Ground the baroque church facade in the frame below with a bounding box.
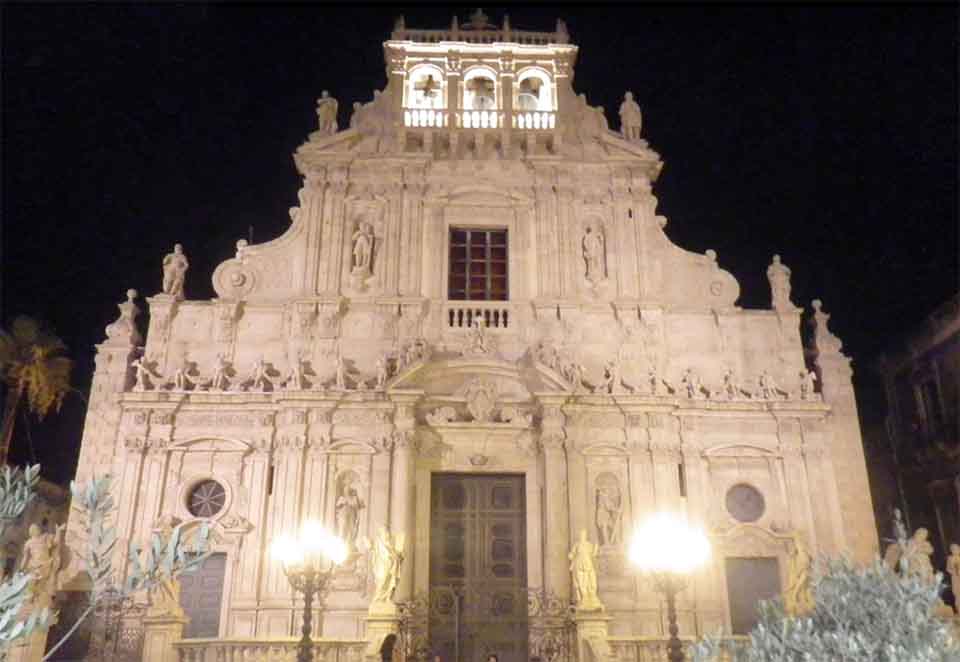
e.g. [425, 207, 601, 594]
[68, 12, 877, 662]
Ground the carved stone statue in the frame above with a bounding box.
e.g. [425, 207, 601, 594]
[283, 358, 305, 391]
[581, 226, 606, 283]
[209, 353, 230, 391]
[131, 356, 154, 392]
[465, 317, 491, 355]
[316, 90, 339, 136]
[758, 370, 781, 400]
[681, 368, 703, 399]
[375, 356, 389, 389]
[722, 368, 745, 400]
[619, 91, 642, 141]
[335, 486, 365, 547]
[247, 357, 270, 392]
[595, 486, 622, 546]
[595, 360, 628, 394]
[335, 351, 347, 390]
[371, 527, 404, 607]
[569, 529, 603, 611]
[783, 535, 814, 616]
[147, 518, 184, 617]
[169, 357, 194, 392]
[946, 544, 960, 610]
[352, 221, 374, 275]
[19, 523, 64, 611]
[161, 244, 189, 300]
[799, 370, 818, 400]
[900, 527, 936, 582]
[767, 254, 794, 311]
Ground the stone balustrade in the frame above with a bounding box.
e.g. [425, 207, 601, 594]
[391, 28, 562, 46]
[609, 636, 749, 662]
[444, 301, 512, 330]
[402, 109, 557, 132]
[174, 638, 366, 662]
[513, 110, 557, 130]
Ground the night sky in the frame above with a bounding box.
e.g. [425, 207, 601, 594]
[2, 5, 957, 483]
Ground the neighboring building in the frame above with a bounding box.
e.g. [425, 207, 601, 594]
[869, 293, 960, 582]
[64, 12, 878, 662]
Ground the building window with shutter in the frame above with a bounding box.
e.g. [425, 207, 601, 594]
[448, 228, 508, 301]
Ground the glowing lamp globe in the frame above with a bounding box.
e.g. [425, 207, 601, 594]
[629, 512, 711, 575]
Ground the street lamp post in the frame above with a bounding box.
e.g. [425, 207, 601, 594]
[628, 513, 711, 662]
[272, 520, 349, 662]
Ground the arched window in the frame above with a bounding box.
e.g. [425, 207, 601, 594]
[515, 68, 553, 111]
[463, 67, 498, 111]
[406, 64, 445, 109]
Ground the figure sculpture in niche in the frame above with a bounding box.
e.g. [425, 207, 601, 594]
[581, 226, 606, 283]
[336, 485, 365, 548]
[209, 353, 230, 392]
[371, 527, 404, 606]
[569, 529, 603, 611]
[767, 254, 794, 310]
[316, 90, 339, 136]
[618, 91, 642, 141]
[783, 535, 814, 616]
[352, 221, 375, 276]
[161, 244, 189, 300]
[595, 486, 622, 546]
[19, 523, 64, 611]
[799, 370, 818, 400]
[946, 544, 960, 612]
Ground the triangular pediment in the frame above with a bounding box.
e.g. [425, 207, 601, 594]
[386, 356, 569, 399]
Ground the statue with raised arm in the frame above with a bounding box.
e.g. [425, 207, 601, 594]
[767, 254, 794, 311]
[162, 244, 189, 300]
[131, 356, 154, 392]
[569, 529, 603, 611]
[582, 226, 605, 283]
[619, 91, 642, 141]
[371, 527, 404, 608]
[316, 90, 339, 136]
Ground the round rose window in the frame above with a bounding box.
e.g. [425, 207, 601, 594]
[725, 483, 765, 523]
[187, 480, 226, 518]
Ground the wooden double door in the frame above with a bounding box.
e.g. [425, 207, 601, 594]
[429, 474, 528, 662]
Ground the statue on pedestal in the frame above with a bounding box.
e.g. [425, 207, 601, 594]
[131, 356, 156, 392]
[799, 370, 818, 400]
[161, 244, 189, 300]
[371, 527, 404, 606]
[375, 356, 389, 389]
[767, 255, 794, 311]
[618, 91, 642, 141]
[569, 529, 603, 611]
[247, 357, 270, 392]
[209, 353, 230, 392]
[316, 90, 339, 136]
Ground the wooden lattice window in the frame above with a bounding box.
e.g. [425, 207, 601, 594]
[448, 228, 508, 301]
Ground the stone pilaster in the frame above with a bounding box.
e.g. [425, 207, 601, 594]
[538, 395, 571, 601]
[388, 392, 421, 602]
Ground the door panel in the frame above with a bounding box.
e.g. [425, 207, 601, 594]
[430, 474, 527, 662]
[724, 557, 781, 635]
[180, 552, 227, 638]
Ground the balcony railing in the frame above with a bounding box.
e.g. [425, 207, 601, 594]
[403, 108, 557, 131]
[392, 28, 564, 46]
[445, 301, 512, 330]
[175, 638, 366, 662]
[512, 110, 556, 130]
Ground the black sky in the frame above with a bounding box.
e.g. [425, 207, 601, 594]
[2, 5, 957, 483]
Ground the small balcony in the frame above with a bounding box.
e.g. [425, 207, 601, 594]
[402, 109, 556, 132]
[444, 301, 513, 330]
